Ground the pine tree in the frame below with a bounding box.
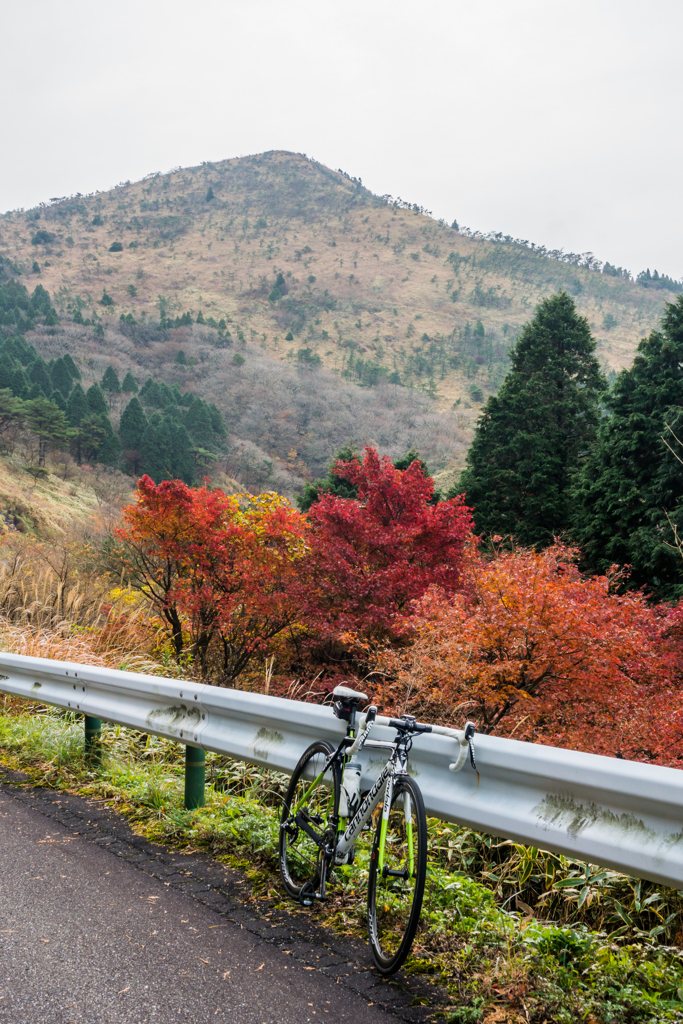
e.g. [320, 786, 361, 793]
[119, 396, 148, 451]
[23, 397, 71, 465]
[62, 353, 81, 380]
[571, 295, 683, 598]
[10, 367, 30, 399]
[121, 371, 138, 394]
[453, 293, 605, 546]
[28, 357, 52, 396]
[101, 366, 121, 393]
[208, 403, 226, 438]
[98, 429, 122, 466]
[0, 357, 15, 391]
[86, 383, 109, 417]
[66, 383, 89, 426]
[50, 357, 73, 399]
[51, 391, 67, 412]
[184, 399, 214, 447]
[168, 420, 194, 484]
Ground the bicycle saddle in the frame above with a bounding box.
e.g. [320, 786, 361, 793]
[332, 684, 368, 703]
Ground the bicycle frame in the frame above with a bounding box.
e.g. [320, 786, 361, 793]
[288, 732, 408, 896]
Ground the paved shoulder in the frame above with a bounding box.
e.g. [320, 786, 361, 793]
[0, 789, 404, 1024]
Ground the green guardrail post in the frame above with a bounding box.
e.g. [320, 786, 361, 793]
[84, 715, 102, 762]
[184, 745, 205, 809]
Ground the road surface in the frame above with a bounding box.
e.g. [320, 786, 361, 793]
[0, 773, 442, 1023]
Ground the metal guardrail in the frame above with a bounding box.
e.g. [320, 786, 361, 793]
[0, 652, 682, 887]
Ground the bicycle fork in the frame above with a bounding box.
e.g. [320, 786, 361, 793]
[377, 774, 413, 881]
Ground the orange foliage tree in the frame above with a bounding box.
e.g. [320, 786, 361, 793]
[378, 543, 683, 765]
[116, 476, 309, 681]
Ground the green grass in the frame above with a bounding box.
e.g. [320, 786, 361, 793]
[2, 701, 683, 1023]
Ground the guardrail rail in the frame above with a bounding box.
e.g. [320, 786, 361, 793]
[0, 652, 682, 887]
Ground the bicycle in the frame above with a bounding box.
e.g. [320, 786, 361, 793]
[278, 684, 476, 975]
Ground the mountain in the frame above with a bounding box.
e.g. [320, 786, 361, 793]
[0, 151, 674, 492]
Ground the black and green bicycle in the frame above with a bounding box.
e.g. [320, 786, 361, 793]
[278, 684, 476, 975]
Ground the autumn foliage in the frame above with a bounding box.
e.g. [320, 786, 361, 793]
[296, 447, 473, 644]
[113, 456, 683, 767]
[116, 476, 308, 681]
[377, 543, 683, 766]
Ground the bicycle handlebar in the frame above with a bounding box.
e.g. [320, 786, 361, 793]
[350, 711, 476, 773]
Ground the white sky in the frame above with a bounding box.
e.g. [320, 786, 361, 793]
[3, 0, 682, 278]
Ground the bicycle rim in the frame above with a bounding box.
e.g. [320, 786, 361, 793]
[367, 775, 427, 974]
[279, 740, 337, 900]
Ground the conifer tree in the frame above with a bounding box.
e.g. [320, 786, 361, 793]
[0, 358, 15, 391]
[453, 293, 605, 547]
[184, 399, 214, 447]
[50, 357, 73, 399]
[101, 366, 121, 393]
[208, 403, 226, 438]
[10, 367, 30, 399]
[28, 357, 52, 396]
[119, 397, 148, 451]
[98, 428, 122, 466]
[571, 295, 683, 598]
[24, 397, 71, 465]
[86, 382, 109, 417]
[121, 371, 138, 394]
[66, 383, 89, 426]
[62, 353, 81, 380]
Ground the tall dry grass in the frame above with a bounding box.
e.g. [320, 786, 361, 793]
[0, 535, 170, 675]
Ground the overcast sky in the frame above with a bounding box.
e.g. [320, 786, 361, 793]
[3, 0, 681, 278]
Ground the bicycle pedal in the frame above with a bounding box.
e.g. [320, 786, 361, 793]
[299, 881, 317, 907]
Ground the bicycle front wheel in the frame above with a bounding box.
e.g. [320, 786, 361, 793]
[279, 740, 339, 901]
[367, 774, 427, 975]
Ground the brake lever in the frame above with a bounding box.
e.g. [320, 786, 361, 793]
[449, 721, 477, 773]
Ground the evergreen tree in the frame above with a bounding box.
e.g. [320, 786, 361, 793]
[297, 446, 361, 512]
[49, 357, 73, 398]
[184, 399, 214, 447]
[71, 413, 108, 464]
[453, 293, 605, 547]
[121, 371, 138, 393]
[51, 391, 67, 412]
[10, 367, 30, 399]
[0, 357, 15, 391]
[168, 420, 194, 484]
[23, 398, 71, 465]
[28, 357, 52, 396]
[86, 382, 109, 416]
[66, 383, 89, 426]
[119, 396, 148, 451]
[98, 429, 122, 466]
[62, 353, 81, 380]
[208, 403, 227, 438]
[101, 365, 121, 393]
[571, 295, 683, 598]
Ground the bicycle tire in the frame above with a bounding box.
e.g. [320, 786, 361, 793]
[367, 774, 427, 975]
[279, 740, 339, 901]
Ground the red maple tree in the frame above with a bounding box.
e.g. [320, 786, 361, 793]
[376, 542, 683, 765]
[295, 447, 473, 648]
[116, 477, 308, 681]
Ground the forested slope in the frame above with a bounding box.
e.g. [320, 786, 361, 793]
[0, 151, 675, 487]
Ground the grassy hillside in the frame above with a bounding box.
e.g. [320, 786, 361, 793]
[0, 150, 673, 485]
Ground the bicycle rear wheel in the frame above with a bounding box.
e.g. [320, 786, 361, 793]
[279, 740, 338, 901]
[367, 774, 427, 975]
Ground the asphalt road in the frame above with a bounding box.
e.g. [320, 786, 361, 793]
[0, 789, 408, 1024]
